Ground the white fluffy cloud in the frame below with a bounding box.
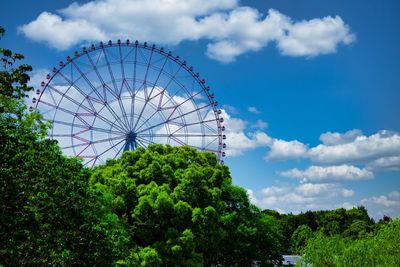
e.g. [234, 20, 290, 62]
[279, 164, 373, 182]
[277, 15, 355, 57]
[319, 129, 363, 146]
[265, 129, 400, 174]
[309, 130, 400, 165]
[19, 0, 355, 62]
[296, 183, 354, 197]
[265, 139, 308, 161]
[341, 188, 356, 198]
[222, 104, 239, 115]
[223, 109, 271, 156]
[360, 191, 400, 219]
[252, 183, 355, 213]
[19, 12, 107, 50]
[251, 119, 268, 130]
[248, 106, 261, 114]
[367, 156, 400, 171]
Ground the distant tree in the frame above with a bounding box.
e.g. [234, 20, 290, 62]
[267, 206, 374, 254]
[342, 220, 372, 239]
[378, 215, 391, 224]
[302, 219, 400, 267]
[291, 225, 313, 254]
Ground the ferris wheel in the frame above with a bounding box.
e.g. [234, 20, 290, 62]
[30, 40, 226, 166]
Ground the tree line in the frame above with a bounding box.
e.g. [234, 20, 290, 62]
[265, 207, 399, 266]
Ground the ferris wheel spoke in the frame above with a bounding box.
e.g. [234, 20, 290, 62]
[130, 56, 169, 132]
[46, 86, 58, 106]
[70, 62, 103, 101]
[135, 139, 148, 148]
[130, 45, 138, 130]
[54, 72, 124, 129]
[132, 61, 183, 132]
[113, 138, 127, 159]
[39, 99, 77, 116]
[57, 71, 88, 99]
[205, 136, 219, 148]
[77, 143, 91, 157]
[85, 137, 127, 166]
[101, 47, 131, 130]
[142, 48, 154, 100]
[84, 52, 131, 132]
[85, 52, 108, 97]
[103, 50, 132, 130]
[46, 84, 94, 114]
[137, 133, 220, 138]
[116, 81, 131, 129]
[135, 83, 204, 134]
[71, 60, 130, 131]
[135, 103, 212, 134]
[51, 119, 124, 135]
[170, 135, 187, 146]
[156, 75, 207, 137]
[118, 44, 126, 82]
[132, 97, 172, 133]
[61, 134, 126, 150]
[102, 46, 118, 92]
[136, 136, 156, 145]
[133, 64, 182, 131]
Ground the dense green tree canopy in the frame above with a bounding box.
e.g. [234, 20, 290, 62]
[267, 205, 375, 253]
[1, 26, 126, 266]
[300, 219, 400, 267]
[92, 145, 283, 266]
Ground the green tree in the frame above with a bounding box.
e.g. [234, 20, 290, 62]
[0, 26, 32, 102]
[91, 145, 284, 266]
[291, 225, 313, 254]
[0, 26, 127, 266]
[302, 219, 400, 267]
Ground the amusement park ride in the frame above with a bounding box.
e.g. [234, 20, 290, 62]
[30, 40, 226, 167]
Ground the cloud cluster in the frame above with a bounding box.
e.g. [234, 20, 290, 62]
[252, 129, 400, 219]
[279, 165, 373, 182]
[222, 110, 271, 156]
[250, 183, 355, 213]
[222, 120, 400, 181]
[250, 185, 399, 219]
[360, 191, 400, 219]
[265, 139, 308, 161]
[248, 106, 261, 114]
[19, 0, 355, 62]
[266, 130, 400, 166]
[251, 119, 268, 130]
[309, 130, 400, 165]
[264, 130, 400, 182]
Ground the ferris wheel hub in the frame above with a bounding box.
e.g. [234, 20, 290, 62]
[124, 131, 137, 151]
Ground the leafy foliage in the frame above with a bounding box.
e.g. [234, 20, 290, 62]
[0, 26, 126, 266]
[291, 225, 313, 254]
[266, 206, 374, 253]
[91, 145, 284, 266]
[0, 26, 33, 102]
[301, 219, 400, 267]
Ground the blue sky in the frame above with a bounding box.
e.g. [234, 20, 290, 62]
[2, 0, 399, 219]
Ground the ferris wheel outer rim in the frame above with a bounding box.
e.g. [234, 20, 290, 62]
[30, 40, 226, 164]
